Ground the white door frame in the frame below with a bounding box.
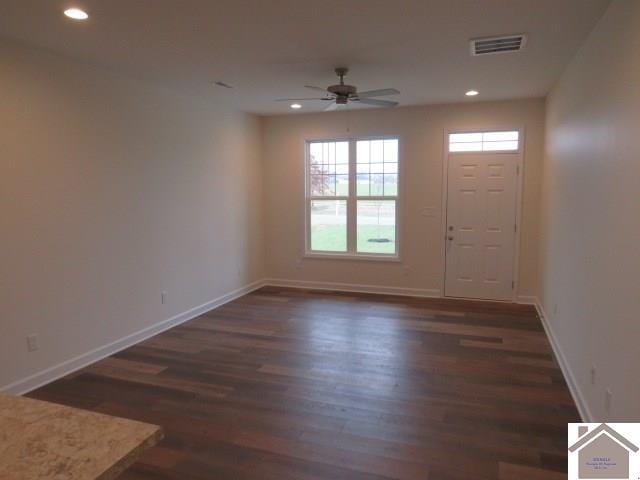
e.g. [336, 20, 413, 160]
[439, 127, 526, 302]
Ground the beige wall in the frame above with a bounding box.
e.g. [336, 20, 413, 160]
[0, 39, 264, 390]
[262, 99, 545, 297]
[540, 0, 640, 420]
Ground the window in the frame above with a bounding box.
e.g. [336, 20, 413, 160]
[306, 138, 399, 258]
[449, 130, 519, 152]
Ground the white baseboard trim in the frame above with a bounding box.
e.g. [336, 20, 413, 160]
[530, 297, 593, 422]
[1, 279, 267, 396]
[264, 278, 441, 298]
[515, 295, 537, 305]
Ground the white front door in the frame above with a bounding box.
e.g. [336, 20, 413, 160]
[444, 152, 519, 300]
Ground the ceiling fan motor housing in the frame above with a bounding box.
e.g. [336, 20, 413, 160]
[328, 83, 357, 104]
[328, 84, 357, 96]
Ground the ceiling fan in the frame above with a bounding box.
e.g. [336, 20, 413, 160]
[277, 67, 400, 111]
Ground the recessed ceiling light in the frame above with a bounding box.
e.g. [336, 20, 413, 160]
[64, 8, 89, 20]
[291, 103, 302, 109]
[465, 90, 479, 97]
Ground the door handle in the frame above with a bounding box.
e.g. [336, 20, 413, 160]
[448, 236, 454, 241]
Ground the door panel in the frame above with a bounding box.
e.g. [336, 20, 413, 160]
[445, 153, 518, 300]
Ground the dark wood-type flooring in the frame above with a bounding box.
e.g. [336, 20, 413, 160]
[29, 286, 578, 479]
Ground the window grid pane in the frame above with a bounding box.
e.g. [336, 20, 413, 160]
[356, 139, 398, 198]
[310, 200, 347, 252]
[370, 174, 384, 195]
[357, 174, 370, 196]
[483, 131, 518, 142]
[370, 163, 383, 174]
[309, 141, 349, 197]
[449, 131, 519, 152]
[357, 200, 396, 254]
[370, 140, 384, 163]
[384, 174, 397, 196]
[336, 175, 349, 195]
[383, 139, 398, 163]
[482, 140, 519, 151]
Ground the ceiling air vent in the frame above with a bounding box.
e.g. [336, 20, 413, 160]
[470, 34, 527, 56]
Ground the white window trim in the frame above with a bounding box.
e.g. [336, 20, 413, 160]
[304, 136, 401, 261]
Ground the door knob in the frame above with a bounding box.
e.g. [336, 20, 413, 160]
[448, 236, 454, 241]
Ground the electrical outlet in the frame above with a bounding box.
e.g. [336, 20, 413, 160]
[27, 334, 39, 352]
[161, 291, 168, 305]
[605, 388, 613, 415]
[590, 365, 597, 385]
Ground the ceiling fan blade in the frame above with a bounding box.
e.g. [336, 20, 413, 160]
[356, 98, 399, 107]
[275, 97, 329, 102]
[356, 88, 400, 98]
[324, 102, 339, 111]
[305, 85, 328, 93]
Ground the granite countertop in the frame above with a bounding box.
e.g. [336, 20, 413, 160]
[0, 393, 162, 480]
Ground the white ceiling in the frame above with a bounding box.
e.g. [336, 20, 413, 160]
[0, 0, 611, 114]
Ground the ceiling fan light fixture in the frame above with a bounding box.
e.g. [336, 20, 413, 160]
[290, 103, 302, 109]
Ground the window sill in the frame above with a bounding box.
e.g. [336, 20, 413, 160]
[303, 252, 402, 263]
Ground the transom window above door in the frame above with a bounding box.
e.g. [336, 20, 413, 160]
[449, 130, 519, 152]
[306, 138, 399, 259]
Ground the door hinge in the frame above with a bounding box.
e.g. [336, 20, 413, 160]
[514, 224, 517, 233]
[516, 165, 520, 175]
[512, 280, 515, 290]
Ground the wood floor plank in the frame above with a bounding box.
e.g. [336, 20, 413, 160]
[28, 286, 577, 479]
[499, 461, 567, 480]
